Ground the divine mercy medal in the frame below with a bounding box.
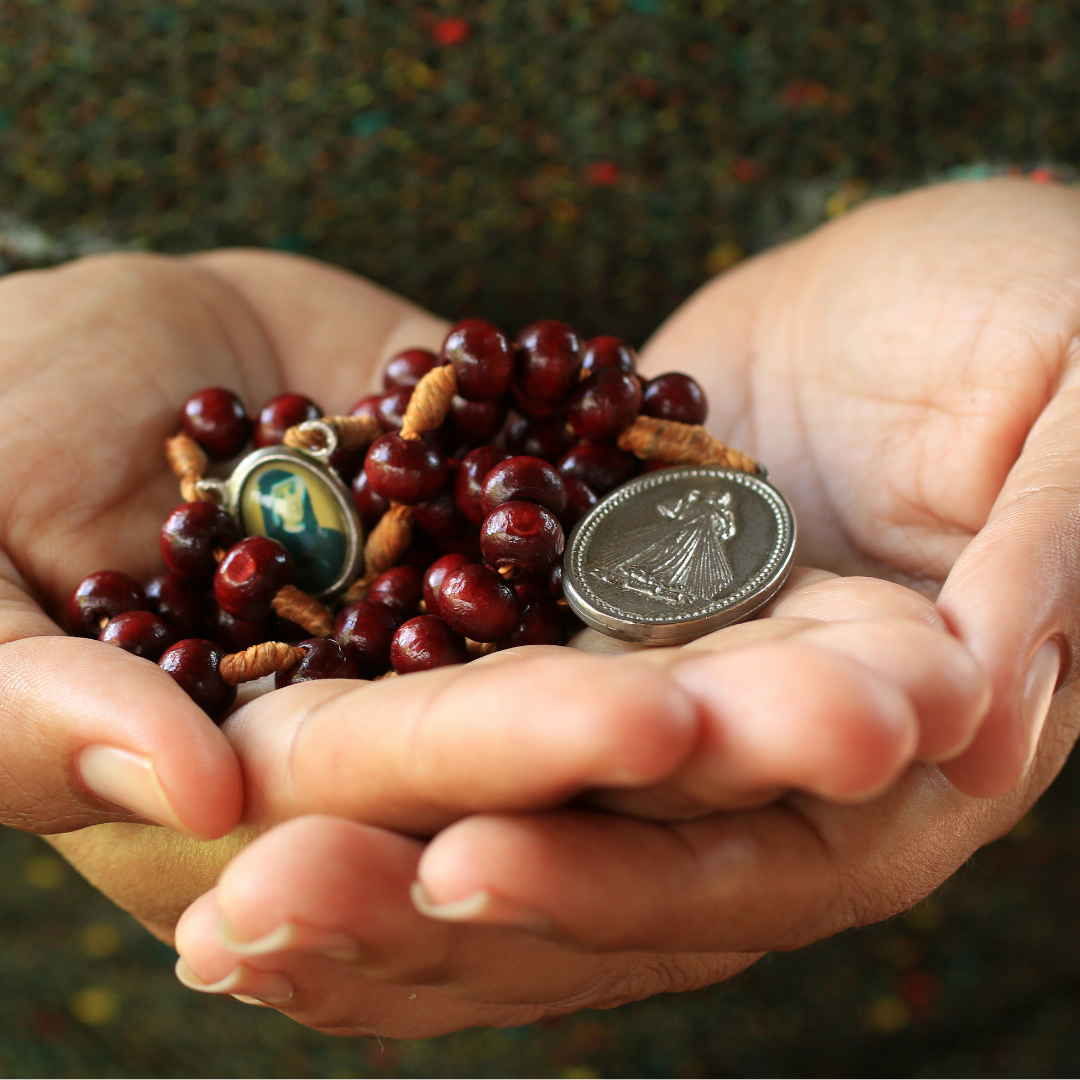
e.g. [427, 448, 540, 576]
[195, 420, 364, 602]
[563, 465, 796, 645]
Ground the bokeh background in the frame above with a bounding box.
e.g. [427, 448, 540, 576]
[3, 1, 1080, 1075]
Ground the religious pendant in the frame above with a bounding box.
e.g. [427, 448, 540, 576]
[563, 465, 796, 645]
[195, 421, 364, 602]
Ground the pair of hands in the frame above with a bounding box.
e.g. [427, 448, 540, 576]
[2, 178, 1079, 1037]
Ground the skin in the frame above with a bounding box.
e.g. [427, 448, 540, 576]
[1, 178, 1078, 1035]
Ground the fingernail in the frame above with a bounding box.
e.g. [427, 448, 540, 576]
[410, 881, 552, 934]
[175, 957, 294, 1004]
[1023, 640, 1062, 769]
[78, 745, 189, 834]
[216, 917, 361, 962]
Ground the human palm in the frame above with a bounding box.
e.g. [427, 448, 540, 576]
[3, 179, 1077, 1036]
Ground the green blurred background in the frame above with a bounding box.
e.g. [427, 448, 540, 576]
[3, 1, 1080, 1075]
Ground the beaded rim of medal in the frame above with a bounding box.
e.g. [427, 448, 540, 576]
[65, 319, 795, 723]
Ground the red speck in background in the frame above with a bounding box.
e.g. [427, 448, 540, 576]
[1008, 3, 1033, 31]
[1030, 167, 1055, 183]
[432, 18, 471, 45]
[732, 158, 759, 183]
[586, 161, 621, 186]
[900, 970, 939, 1009]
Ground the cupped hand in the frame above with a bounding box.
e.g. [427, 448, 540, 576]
[168, 179, 1080, 1036]
[0, 249, 440, 846]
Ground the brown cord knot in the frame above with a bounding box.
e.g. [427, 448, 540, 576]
[166, 432, 214, 503]
[272, 584, 334, 638]
[220, 641, 304, 685]
[341, 502, 414, 603]
[400, 364, 457, 440]
[617, 416, 759, 473]
[284, 414, 382, 456]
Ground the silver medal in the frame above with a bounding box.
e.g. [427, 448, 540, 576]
[563, 465, 796, 645]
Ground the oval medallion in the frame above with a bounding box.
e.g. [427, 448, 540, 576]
[223, 445, 363, 600]
[563, 466, 796, 645]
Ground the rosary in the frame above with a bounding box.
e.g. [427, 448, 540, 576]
[66, 319, 795, 721]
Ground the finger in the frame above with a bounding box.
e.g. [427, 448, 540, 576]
[414, 805, 838, 954]
[173, 816, 752, 1035]
[938, 363, 1080, 796]
[0, 634, 242, 838]
[414, 758, 998, 955]
[225, 648, 699, 834]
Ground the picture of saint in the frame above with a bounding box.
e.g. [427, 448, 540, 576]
[596, 488, 737, 605]
[244, 466, 348, 595]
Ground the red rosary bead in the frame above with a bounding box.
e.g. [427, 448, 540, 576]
[158, 639, 237, 722]
[390, 615, 469, 673]
[180, 387, 252, 461]
[581, 335, 637, 376]
[438, 563, 521, 642]
[99, 610, 176, 660]
[481, 455, 568, 516]
[365, 433, 449, 504]
[515, 320, 583, 402]
[641, 372, 708, 426]
[276, 638, 359, 686]
[67, 570, 147, 638]
[480, 501, 565, 574]
[160, 501, 243, 583]
[213, 537, 294, 621]
[384, 348, 439, 390]
[253, 393, 322, 448]
[442, 318, 514, 401]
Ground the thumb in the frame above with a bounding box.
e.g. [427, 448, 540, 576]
[0, 570, 243, 838]
[937, 370, 1080, 797]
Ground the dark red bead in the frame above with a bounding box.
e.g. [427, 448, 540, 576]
[99, 610, 175, 660]
[367, 565, 423, 620]
[506, 416, 572, 463]
[275, 638, 359, 687]
[441, 318, 514, 401]
[334, 600, 399, 676]
[67, 570, 147, 638]
[158, 639, 236, 722]
[145, 572, 207, 639]
[500, 590, 566, 648]
[515, 320, 583, 401]
[449, 394, 507, 445]
[439, 563, 520, 642]
[566, 369, 643, 443]
[511, 383, 563, 421]
[560, 476, 599, 529]
[548, 561, 565, 600]
[349, 393, 383, 423]
[253, 393, 322, 448]
[558, 443, 636, 496]
[160, 502, 243, 583]
[180, 387, 252, 461]
[481, 501, 565, 574]
[455, 445, 509, 525]
[213, 537, 294, 621]
[384, 348, 439, 390]
[377, 385, 413, 432]
[481, 456, 567, 516]
[365, 433, 449, 504]
[211, 606, 277, 653]
[641, 372, 708, 426]
[422, 553, 472, 617]
[581, 335, 637, 376]
[390, 615, 469, 674]
[413, 487, 470, 547]
[351, 468, 390, 532]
